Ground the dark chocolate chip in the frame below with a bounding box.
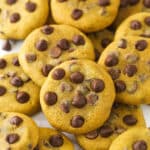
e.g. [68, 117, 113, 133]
[130, 20, 142, 30]
[0, 86, 6, 96]
[123, 64, 137, 77]
[132, 140, 147, 150]
[0, 58, 7, 69]
[118, 39, 127, 49]
[10, 76, 23, 87]
[98, 0, 110, 6]
[10, 116, 23, 126]
[49, 135, 64, 147]
[101, 38, 112, 48]
[6, 134, 20, 144]
[52, 68, 65, 80]
[85, 130, 98, 139]
[144, 17, 150, 26]
[50, 47, 62, 58]
[6, 0, 17, 5]
[41, 25, 54, 34]
[25, 2, 36, 12]
[33, 145, 39, 150]
[129, 0, 139, 5]
[57, 39, 70, 50]
[44, 92, 57, 105]
[36, 40, 48, 51]
[71, 115, 84, 128]
[71, 9, 83, 20]
[72, 35, 85, 45]
[115, 80, 126, 93]
[99, 125, 113, 137]
[60, 102, 70, 113]
[105, 55, 118, 67]
[143, 0, 150, 8]
[41, 64, 54, 77]
[123, 115, 137, 125]
[70, 72, 84, 84]
[2, 40, 11, 51]
[120, 0, 129, 8]
[12, 57, 20, 66]
[16, 91, 30, 103]
[10, 13, 20, 23]
[135, 40, 147, 51]
[26, 54, 37, 63]
[108, 68, 121, 80]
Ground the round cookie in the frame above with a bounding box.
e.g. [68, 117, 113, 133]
[34, 128, 74, 150]
[98, 36, 150, 105]
[87, 29, 114, 61]
[51, 0, 120, 33]
[0, 0, 49, 40]
[19, 24, 95, 86]
[115, 12, 150, 40]
[40, 59, 115, 134]
[109, 127, 150, 150]
[77, 103, 146, 150]
[0, 112, 39, 150]
[0, 53, 40, 115]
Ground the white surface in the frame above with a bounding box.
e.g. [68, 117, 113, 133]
[0, 39, 150, 150]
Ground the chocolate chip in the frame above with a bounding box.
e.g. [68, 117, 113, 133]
[16, 91, 30, 103]
[105, 55, 118, 67]
[33, 145, 39, 150]
[44, 92, 57, 105]
[10, 13, 20, 23]
[10, 116, 23, 126]
[0, 58, 7, 69]
[123, 64, 137, 77]
[60, 102, 70, 113]
[86, 92, 98, 105]
[50, 47, 62, 58]
[135, 40, 147, 51]
[123, 115, 137, 125]
[98, 0, 110, 6]
[2, 40, 11, 51]
[6, 134, 20, 144]
[49, 135, 64, 147]
[60, 82, 73, 92]
[57, 39, 70, 50]
[101, 38, 112, 48]
[129, 0, 139, 5]
[90, 79, 105, 93]
[108, 68, 121, 80]
[0, 86, 6, 96]
[85, 130, 98, 139]
[36, 40, 48, 51]
[118, 39, 127, 49]
[26, 54, 37, 63]
[144, 17, 150, 26]
[115, 80, 126, 92]
[12, 57, 20, 66]
[10, 76, 23, 87]
[71, 115, 84, 128]
[120, 0, 129, 7]
[132, 140, 147, 150]
[25, 2, 36, 12]
[52, 68, 65, 80]
[72, 92, 87, 108]
[71, 9, 83, 20]
[130, 20, 142, 30]
[6, 0, 17, 5]
[72, 35, 85, 45]
[70, 72, 84, 84]
[143, 0, 150, 8]
[41, 25, 54, 34]
[99, 125, 113, 137]
[41, 64, 53, 77]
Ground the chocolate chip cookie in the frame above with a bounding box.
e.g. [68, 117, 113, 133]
[40, 59, 115, 134]
[51, 0, 120, 33]
[77, 103, 146, 150]
[19, 24, 95, 86]
[0, 53, 40, 115]
[0, 112, 39, 150]
[0, 0, 49, 39]
[98, 36, 150, 104]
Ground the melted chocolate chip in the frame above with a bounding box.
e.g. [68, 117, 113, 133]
[70, 72, 84, 84]
[2, 40, 11, 51]
[0, 58, 7, 69]
[145, 17, 150, 26]
[132, 140, 147, 150]
[60, 102, 70, 113]
[143, 0, 150, 8]
[123, 115, 137, 125]
[50, 47, 62, 58]
[135, 40, 147, 51]
[6, 134, 20, 144]
[0, 86, 6, 96]
[16, 91, 30, 103]
[118, 39, 127, 49]
[101, 38, 112, 48]
[71, 115, 84, 128]
[10, 13, 20, 23]
[85, 130, 98, 139]
[129, 0, 139, 5]
[115, 80, 126, 93]
[10, 116, 23, 126]
[130, 20, 142, 30]
[57, 39, 70, 50]
[72, 35, 85, 45]
[26, 54, 37, 63]
[10, 76, 23, 87]
[36, 40, 48, 51]
[99, 125, 113, 137]
[44, 92, 57, 105]
[71, 9, 83, 20]
[49, 135, 64, 147]
[25, 2, 37, 12]
[6, 0, 17, 5]
[123, 64, 137, 77]
[52, 68, 65, 80]
[98, 0, 110, 6]
[108, 68, 121, 80]
[41, 64, 53, 77]
[12, 57, 20, 66]
[41, 25, 54, 34]
[105, 55, 119, 67]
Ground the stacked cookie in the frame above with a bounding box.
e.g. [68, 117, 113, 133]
[0, 0, 150, 149]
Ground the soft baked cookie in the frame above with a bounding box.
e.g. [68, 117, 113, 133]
[34, 128, 74, 150]
[76, 103, 146, 150]
[0, 53, 40, 115]
[19, 24, 95, 86]
[109, 127, 150, 150]
[115, 12, 150, 40]
[40, 59, 115, 134]
[0, 0, 49, 40]
[0, 112, 39, 150]
[98, 36, 150, 105]
[87, 29, 114, 61]
[51, 0, 120, 33]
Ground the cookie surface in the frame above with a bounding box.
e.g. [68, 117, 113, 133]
[0, 112, 39, 150]
[19, 24, 95, 86]
[0, 53, 40, 115]
[0, 0, 49, 39]
[77, 103, 146, 150]
[115, 12, 150, 40]
[34, 128, 74, 150]
[40, 59, 115, 134]
[109, 127, 150, 150]
[98, 36, 150, 104]
[51, 0, 120, 33]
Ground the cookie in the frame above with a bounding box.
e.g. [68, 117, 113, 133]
[76, 103, 146, 150]
[115, 12, 150, 40]
[0, 53, 40, 115]
[0, 0, 49, 40]
[51, 0, 120, 33]
[19, 24, 95, 86]
[87, 29, 114, 61]
[98, 36, 150, 104]
[34, 128, 74, 150]
[109, 127, 150, 150]
[40, 59, 115, 134]
[0, 112, 39, 150]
